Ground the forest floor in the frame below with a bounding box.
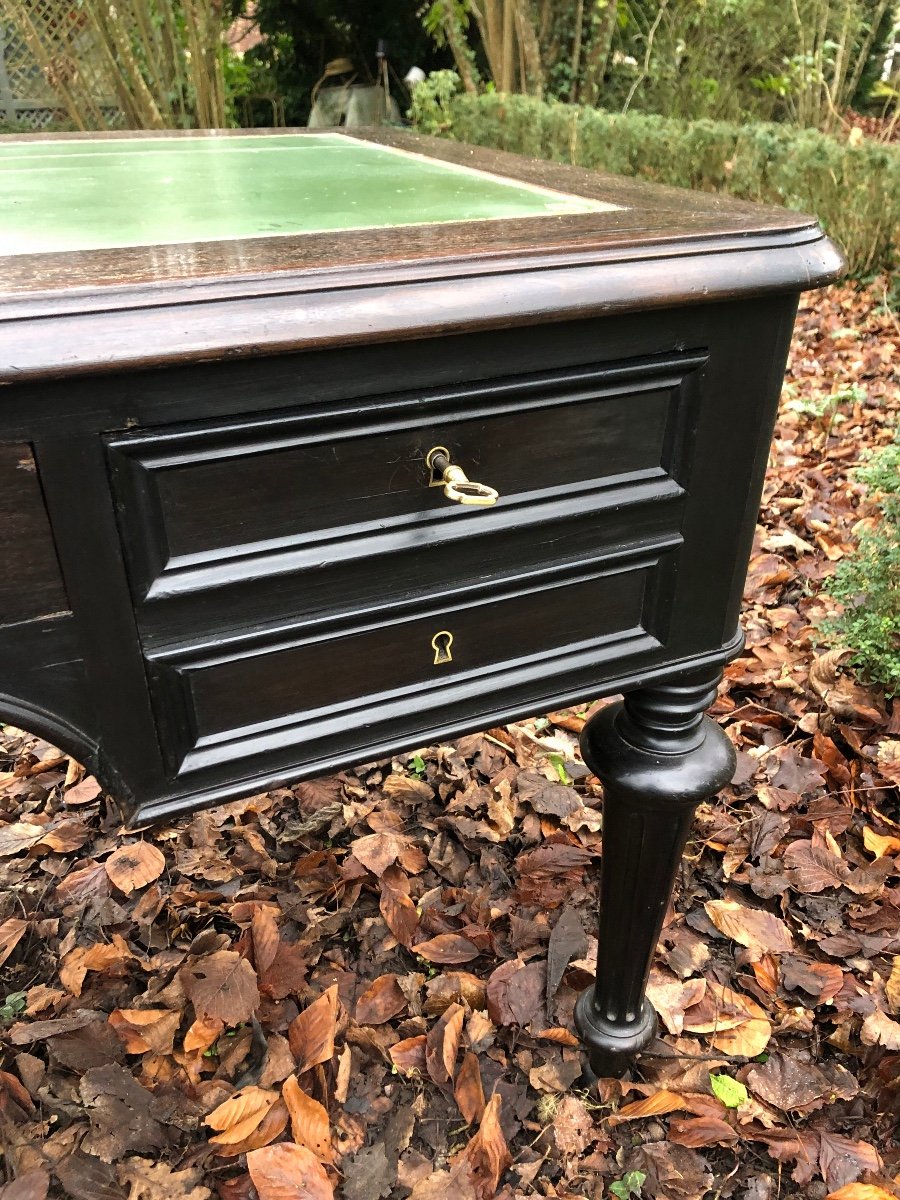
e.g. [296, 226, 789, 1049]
[0, 279, 898, 1200]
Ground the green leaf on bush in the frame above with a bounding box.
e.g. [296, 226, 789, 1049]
[822, 429, 900, 694]
[710, 1072, 749, 1108]
[610, 1171, 646, 1199]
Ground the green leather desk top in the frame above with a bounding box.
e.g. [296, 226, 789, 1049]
[0, 131, 617, 255]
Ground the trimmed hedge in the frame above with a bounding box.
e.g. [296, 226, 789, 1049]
[442, 93, 899, 277]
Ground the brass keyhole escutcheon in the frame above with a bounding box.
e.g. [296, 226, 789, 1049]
[431, 630, 454, 665]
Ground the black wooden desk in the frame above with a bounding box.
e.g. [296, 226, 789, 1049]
[0, 128, 843, 1075]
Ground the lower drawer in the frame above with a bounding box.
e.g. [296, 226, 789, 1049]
[150, 550, 671, 779]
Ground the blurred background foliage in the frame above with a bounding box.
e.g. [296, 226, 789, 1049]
[222, 0, 445, 127]
[417, 0, 898, 128]
[3, 1, 896, 134]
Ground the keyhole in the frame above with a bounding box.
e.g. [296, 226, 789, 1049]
[431, 630, 454, 665]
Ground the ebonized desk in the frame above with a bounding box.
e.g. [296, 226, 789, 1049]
[0, 128, 843, 1075]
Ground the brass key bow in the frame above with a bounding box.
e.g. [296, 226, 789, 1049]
[426, 446, 499, 507]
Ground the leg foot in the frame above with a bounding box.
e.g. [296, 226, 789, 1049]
[574, 668, 735, 1077]
[575, 990, 658, 1078]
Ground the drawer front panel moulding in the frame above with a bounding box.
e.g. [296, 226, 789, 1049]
[105, 350, 704, 603]
[147, 545, 673, 778]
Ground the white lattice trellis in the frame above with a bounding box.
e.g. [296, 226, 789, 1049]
[4, 0, 225, 131]
[2, 4, 120, 129]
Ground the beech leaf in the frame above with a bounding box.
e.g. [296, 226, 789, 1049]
[704, 899, 794, 958]
[454, 1051, 486, 1125]
[205, 1086, 278, 1146]
[355, 974, 407, 1026]
[288, 985, 338, 1074]
[390, 1035, 427, 1076]
[246, 1143, 334, 1200]
[860, 1007, 900, 1050]
[826, 1187, 898, 1200]
[0, 918, 28, 969]
[282, 1075, 332, 1162]
[668, 1117, 739, 1147]
[180, 951, 260, 1026]
[885, 956, 900, 1015]
[425, 1002, 464, 1087]
[451, 1093, 511, 1196]
[414, 933, 480, 964]
[104, 842, 166, 894]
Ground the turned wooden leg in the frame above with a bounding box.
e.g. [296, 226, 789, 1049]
[574, 667, 735, 1077]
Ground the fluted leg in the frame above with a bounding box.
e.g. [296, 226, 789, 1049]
[574, 667, 735, 1076]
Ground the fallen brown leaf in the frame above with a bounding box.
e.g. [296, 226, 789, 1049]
[612, 1089, 688, 1121]
[863, 827, 900, 858]
[60, 935, 134, 997]
[0, 1170, 50, 1200]
[116, 1157, 212, 1200]
[390, 1035, 427, 1076]
[378, 865, 419, 948]
[454, 1051, 486, 1125]
[288, 985, 338, 1074]
[108, 1008, 181, 1056]
[705, 898, 794, 958]
[180, 951, 260, 1027]
[860, 1007, 900, 1049]
[886, 957, 900, 1014]
[425, 1002, 464, 1087]
[668, 1116, 739, 1147]
[826, 1186, 898, 1200]
[414, 933, 480, 964]
[205, 1086, 279, 1146]
[104, 842, 166, 894]
[0, 918, 28, 968]
[246, 1142, 334, 1200]
[818, 1131, 883, 1193]
[215, 1099, 290, 1158]
[282, 1075, 332, 1163]
[355, 974, 407, 1025]
[451, 1093, 511, 1199]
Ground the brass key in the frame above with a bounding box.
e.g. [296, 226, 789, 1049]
[426, 446, 499, 507]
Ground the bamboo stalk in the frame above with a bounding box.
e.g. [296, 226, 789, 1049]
[514, 0, 544, 96]
[501, 0, 516, 93]
[129, 0, 177, 124]
[481, 0, 504, 85]
[569, 0, 584, 102]
[85, 1, 166, 127]
[78, 7, 146, 127]
[442, 4, 479, 94]
[161, 0, 191, 126]
[578, 0, 618, 107]
[844, 0, 891, 107]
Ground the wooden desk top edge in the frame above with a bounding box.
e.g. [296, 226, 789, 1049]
[0, 127, 846, 383]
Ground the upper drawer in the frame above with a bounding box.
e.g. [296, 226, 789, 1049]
[105, 351, 704, 604]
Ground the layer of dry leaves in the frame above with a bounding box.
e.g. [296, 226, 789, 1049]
[0, 280, 898, 1200]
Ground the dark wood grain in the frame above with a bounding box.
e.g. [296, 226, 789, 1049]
[0, 444, 68, 626]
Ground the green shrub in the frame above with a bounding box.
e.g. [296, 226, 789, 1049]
[409, 69, 464, 137]
[824, 431, 900, 694]
[428, 92, 899, 276]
